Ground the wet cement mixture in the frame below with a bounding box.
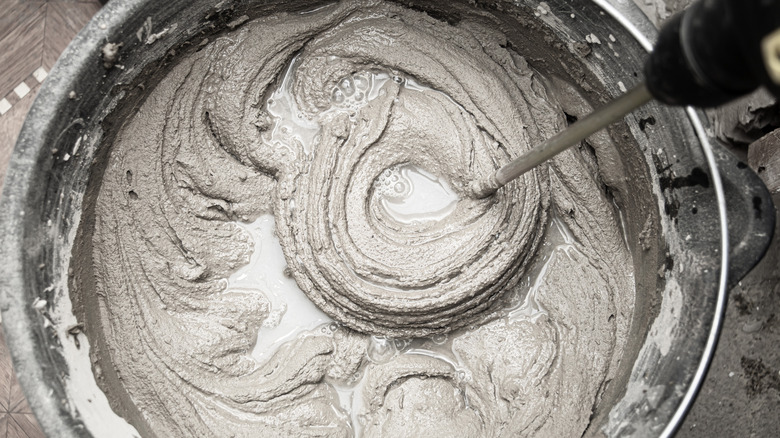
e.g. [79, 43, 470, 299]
[71, 1, 640, 436]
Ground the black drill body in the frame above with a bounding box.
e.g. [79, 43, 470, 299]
[645, 0, 780, 107]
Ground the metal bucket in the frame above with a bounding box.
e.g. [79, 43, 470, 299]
[0, 0, 773, 436]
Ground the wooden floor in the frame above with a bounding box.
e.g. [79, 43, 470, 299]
[0, 330, 42, 438]
[0, 1, 102, 436]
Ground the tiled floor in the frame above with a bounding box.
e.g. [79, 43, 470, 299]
[0, 330, 43, 438]
[1, 1, 103, 436]
[0, 0, 102, 98]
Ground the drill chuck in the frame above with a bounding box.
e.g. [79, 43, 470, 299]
[645, 0, 780, 107]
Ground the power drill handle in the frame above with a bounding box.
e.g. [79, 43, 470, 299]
[645, 0, 780, 107]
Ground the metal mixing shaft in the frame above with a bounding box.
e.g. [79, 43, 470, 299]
[470, 83, 652, 198]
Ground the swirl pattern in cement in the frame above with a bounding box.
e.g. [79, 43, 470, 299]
[74, 1, 635, 437]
